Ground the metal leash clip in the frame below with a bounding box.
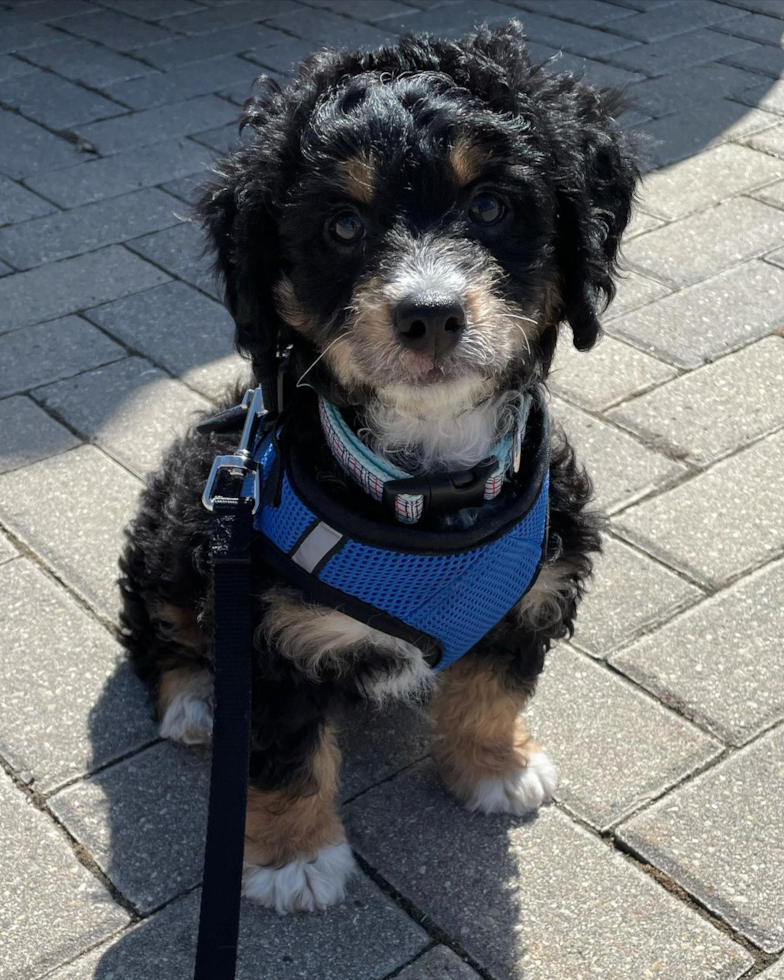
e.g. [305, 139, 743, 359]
[201, 386, 268, 514]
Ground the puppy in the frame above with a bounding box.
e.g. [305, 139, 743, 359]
[119, 21, 639, 915]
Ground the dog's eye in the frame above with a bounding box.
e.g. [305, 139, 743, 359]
[469, 193, 504, 226]
[330, 210, 365, 244]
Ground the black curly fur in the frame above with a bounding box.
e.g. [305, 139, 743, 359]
[120, 20, 638, 797]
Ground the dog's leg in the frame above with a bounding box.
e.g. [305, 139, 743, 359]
[157, 665, 214, 745]
[429, 653, 556, 815]
[243, 720, 355, 913]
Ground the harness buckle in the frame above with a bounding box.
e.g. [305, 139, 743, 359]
[201, 387, 268, 514]
[382, 456, 498, 517]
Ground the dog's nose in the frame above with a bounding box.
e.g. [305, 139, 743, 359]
[394, 292, 466, 357]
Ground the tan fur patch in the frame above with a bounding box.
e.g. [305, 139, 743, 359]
[157, 665, 204, 716]
[429, 656, 540, 804]
[450, 136, 486, 187]
[336, 152, 376, 205]
[274, 275, 315, 334]
[152, 603, 200, 650]
[244, 725, 345, 867]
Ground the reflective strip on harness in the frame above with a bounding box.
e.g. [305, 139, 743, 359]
[291, 521, 344, 573]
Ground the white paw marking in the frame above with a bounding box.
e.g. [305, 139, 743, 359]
[242, 843, 356, 914]
[159, 670, 213, 745]
[467, 751, 557, 816]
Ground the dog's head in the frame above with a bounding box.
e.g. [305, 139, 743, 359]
[200, 22, 639, 414]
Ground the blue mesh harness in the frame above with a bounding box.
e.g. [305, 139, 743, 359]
[243, 393, 550, 671]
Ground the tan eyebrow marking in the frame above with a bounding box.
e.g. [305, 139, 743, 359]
[336, 151, 376, 205]
[274, 275, 315, 334]
[450, 135, 487, 187]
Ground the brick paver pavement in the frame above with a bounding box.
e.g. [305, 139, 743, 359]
[0, 0, 782, 977]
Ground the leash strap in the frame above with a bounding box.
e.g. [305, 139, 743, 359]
[193, 493, 254, 980]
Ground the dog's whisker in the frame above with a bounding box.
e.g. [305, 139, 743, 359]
[296, 335, 348, 390]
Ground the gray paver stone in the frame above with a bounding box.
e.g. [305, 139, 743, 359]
[395, 947, 481, 979]
[613, 427, 784, 587]
[606, 269, 671, 319]
[549, 333, 677, 412]
[163, 0, 298, 35]
[611, 557, 784, 746]
[757, 957, 784, 980]
[754, 178, 784, 208]
[24, 137, 213, 209]
[552, 397, 686, 513]
[638, 143, 784, 220]
[0, 69, 124, 129]
[0, 173, 55, 225]
[637, 101, 779, 170]
[630, 62, 765, 119]
[723, 43, 784, 78]
[0, 560, 157, 793]
[0, 445, 142, 619]
[86, 280, 243, 400]
[0, 23, 69, 56]
[0, 188, 182, 270]
[104, 54, 261, 111]
[338, 700, 430, 802]
[126, 221, 219, 298]
[0, 316, 125, 396]
[0, 246, 170, 334]
[610, 28, 756, 75]
[50, 741, 211, 913]
[525, 644, 721, 830]
[47, 879, 428, 980]
[265, 7, 394, 46]
[74, 96, 237, 156]
[244, 34, 318, 75]
[20, 36, 156, 88]
[715, 10, 784, 44]
[748, 122, 784, 158]
[59, 8, 176, 51]
[137, 23, 280, 70]
[0, 394, 79, 473]
[624, 208, 664, 239]
[607, 336, 784, 466]
[0, 111, 77, 180]
[611, 0, 746, 39]
[623, 197, 784, 288]
[347, 764, 753, 980]
[607, 259, 784, 368]
[34, 357, 212, 477]
[738, 79, 784, 117]
[574, 533, 703, 658]
[0, 769, 128, 980]
[617, 725, 784, 952]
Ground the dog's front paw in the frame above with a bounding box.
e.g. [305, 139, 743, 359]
[242, 843, 356, 914]
[466, 751, 557, 816]
[158, 669, 213, 745]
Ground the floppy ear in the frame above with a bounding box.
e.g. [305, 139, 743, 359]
[552, 89, 640, 351]
[197, 81, 284, 381]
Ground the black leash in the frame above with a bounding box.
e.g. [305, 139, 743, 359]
[193, 494, 253, 980]
[194, 386, 270, 980]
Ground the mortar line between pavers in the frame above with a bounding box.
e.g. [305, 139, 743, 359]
[0, 100, 106, 165]
[0, 748, 142, 922]
[41, 735, 164, 802]
[596, 329, 784, 417]
[379, 941, 441, 980]
[612, 819, 780, 967]
[0, 501, 128, 636]
[0, 169, 66, 223]
[565, 641, 729, 750]
[352, 851, 498, 980]
[35, 882, 208, 980]
[539, 791, 772, 967]
[4, 53, 135, 121]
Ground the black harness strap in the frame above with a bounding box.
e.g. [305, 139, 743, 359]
[193, 494, 254, 980]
